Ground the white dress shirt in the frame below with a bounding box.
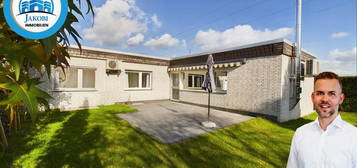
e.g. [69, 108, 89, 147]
[287, 114, 357, 168]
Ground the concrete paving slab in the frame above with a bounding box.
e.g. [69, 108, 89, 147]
[116, 100, 253, 144]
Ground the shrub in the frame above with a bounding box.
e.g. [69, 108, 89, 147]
[340, 76, 357, 112]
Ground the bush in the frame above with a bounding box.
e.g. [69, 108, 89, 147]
[340, 76, 357, 112]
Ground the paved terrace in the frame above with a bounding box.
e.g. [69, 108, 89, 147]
[117, 100, 253, 144]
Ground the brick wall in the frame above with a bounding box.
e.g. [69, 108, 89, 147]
[177, 55, 283, 119]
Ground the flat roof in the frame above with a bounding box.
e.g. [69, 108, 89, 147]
[70, 38, 316, 60]
[172, 38, 316, 60]
[172, 38, 289, 60]
[70, 45, 170, 60]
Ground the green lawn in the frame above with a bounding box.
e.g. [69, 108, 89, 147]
[1, 105, 356, 168]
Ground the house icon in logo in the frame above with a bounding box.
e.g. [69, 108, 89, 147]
[20, 0, 54, 14]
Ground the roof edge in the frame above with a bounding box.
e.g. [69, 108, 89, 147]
[69, 45, 170, 60]
[172, 38, 293, 60]
[69, 38, 316, 61]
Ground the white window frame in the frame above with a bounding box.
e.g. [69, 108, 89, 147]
[214, 71, 228, 92]
[187, 73, 204, 89]
[53, 66, 97, 92]
[125, 70, 152, 90]
[183, 71, 228, 94]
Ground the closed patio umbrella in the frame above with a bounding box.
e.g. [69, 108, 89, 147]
[201, 54, 216, 128]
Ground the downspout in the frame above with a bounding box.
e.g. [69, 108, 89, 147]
[292, 0, 302, 109]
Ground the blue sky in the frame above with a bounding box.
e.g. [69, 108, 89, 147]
[73, 0, 356, 76]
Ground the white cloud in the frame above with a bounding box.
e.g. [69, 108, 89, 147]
[151, 14, 162, 28]
[193, 24, 293, 51]
[331, 32, 349, 39]
[144, 34, 181, 49]
[82, 0, 147, 46]
[319, 60, 356, 76]
[320, 47, 357, 76]
[181, 39, 187, 48]
[126, 33, 144, 46]
[329, 47, 356, 62]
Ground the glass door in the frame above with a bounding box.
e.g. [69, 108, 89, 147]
[171, 73, 179, 100]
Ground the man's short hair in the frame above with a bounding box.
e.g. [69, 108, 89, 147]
[314, 71, 343, 91]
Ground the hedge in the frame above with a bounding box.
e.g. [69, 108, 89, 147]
[340, 76, 357, 112]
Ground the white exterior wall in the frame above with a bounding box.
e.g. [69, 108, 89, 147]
[297, 77, 315, 117]
[46, 57, 106, 110]
[281, 77, 314, 122]
[176, 55, 283, 117]
[47, 57, 170, 110]
[101, 61, 170, 104]
[279, 56, 315, 122]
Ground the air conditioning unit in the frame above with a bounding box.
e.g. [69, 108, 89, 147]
[106, 59, 121, 74]
[106, 59, 119, 70]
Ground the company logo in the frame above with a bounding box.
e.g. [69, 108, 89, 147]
[3, 0, 68, 39]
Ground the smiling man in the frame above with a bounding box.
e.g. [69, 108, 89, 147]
[287, 72, 357, 168]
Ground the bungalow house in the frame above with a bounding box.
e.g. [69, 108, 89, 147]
[42, 38, 319, 122]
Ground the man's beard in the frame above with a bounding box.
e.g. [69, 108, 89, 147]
[315, 103, 337, 118]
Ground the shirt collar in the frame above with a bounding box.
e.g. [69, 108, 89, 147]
[331, 114, 344, 129]
[313, 114, 344, 130]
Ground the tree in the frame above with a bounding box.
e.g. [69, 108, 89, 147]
[0, 0, 94, 150]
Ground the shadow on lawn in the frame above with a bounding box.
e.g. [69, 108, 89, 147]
[35, 109, 106, 168]
[168, 117, 315, 167]
[2, 105, 178, 168]
[171, 136, 254, 167]
[0, 109, 69, 167]
[278, 117, 314, 131]
[170, 126, 290, 167]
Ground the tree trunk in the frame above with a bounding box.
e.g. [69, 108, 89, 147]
[0, 116, 8, 149]
[17, 111, 21, 131]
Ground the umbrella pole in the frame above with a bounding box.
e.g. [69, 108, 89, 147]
[208, 92, 210, 121]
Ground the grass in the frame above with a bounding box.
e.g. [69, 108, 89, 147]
[1, 104, 356, 168]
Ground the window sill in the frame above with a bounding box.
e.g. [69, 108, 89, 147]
[52, 88, 98, 92]
[124, 88, 152, 91]
[215, 90, 228, 94]
[181, 89, 227, 94]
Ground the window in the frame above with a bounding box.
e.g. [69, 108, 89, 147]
[55, 67, 96, 89]
[188, 75, 192, 87]
[128, 72, 139, 88]
[306, 60, 313, 75]
[188, 74, 204, 88]
[186, 72, 227, 91]
[172, 73, 179, 88]
[58, 67, 78, 88]
[142, 72, 151, 88]
[215, 71, 228, 91]
[126, 71, 152, 89]
[82, 69, 96, 88]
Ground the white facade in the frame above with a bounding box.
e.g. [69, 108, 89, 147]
[169, 55, 318, 122]
[172, 55, 282, 117]
[42, 39, 319, 122]
[46, 56, 170, 110]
